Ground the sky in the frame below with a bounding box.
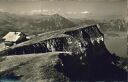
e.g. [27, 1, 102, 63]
[0, 0, 127, 19]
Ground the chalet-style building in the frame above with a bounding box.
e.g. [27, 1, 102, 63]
[2, 32, 26, 47]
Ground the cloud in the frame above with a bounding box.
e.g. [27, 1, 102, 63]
[30, 9, 42, 14]
[24, 9, 60, 15]
[42, 9, 60, 15]
[66, 11, 77, 14]
[26, 10, 89, 15]
[19, 9, 42, 15]
[42, 9, 49, 12]
[0, 9, 5, 12]
[66, 11, 89, 15]
[81, 11, 89, 14]
[18, 9, 61, 15]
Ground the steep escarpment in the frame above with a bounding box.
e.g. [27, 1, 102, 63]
[0, 24, 127, 81]
[0, 24, 103, 56]
[0, 43, 127, 81]
[57, 42, 127, 81]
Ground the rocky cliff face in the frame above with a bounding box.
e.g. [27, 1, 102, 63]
[0, 43, 127, 81]
[0, 24, 103, 56]
[0, 24, 127, 81]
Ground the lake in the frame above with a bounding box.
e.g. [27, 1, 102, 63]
[104, 32, 127, 58]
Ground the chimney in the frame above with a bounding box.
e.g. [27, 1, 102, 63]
[14, 32, 17, 34]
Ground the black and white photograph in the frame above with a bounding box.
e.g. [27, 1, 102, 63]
[0, 0, 127, 82]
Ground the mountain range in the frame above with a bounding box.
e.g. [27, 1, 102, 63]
[0, 12, 127, 38]
[0, 12, 76, 37]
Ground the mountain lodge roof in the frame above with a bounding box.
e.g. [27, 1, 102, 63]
[3, 32, 23, 42]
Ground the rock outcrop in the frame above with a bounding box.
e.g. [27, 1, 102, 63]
[0, 24, 127, 81]
[0, 24, 103, 56]
[0, 46, 127, 81]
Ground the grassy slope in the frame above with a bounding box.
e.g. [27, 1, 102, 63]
[0, 52, 69, 81]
